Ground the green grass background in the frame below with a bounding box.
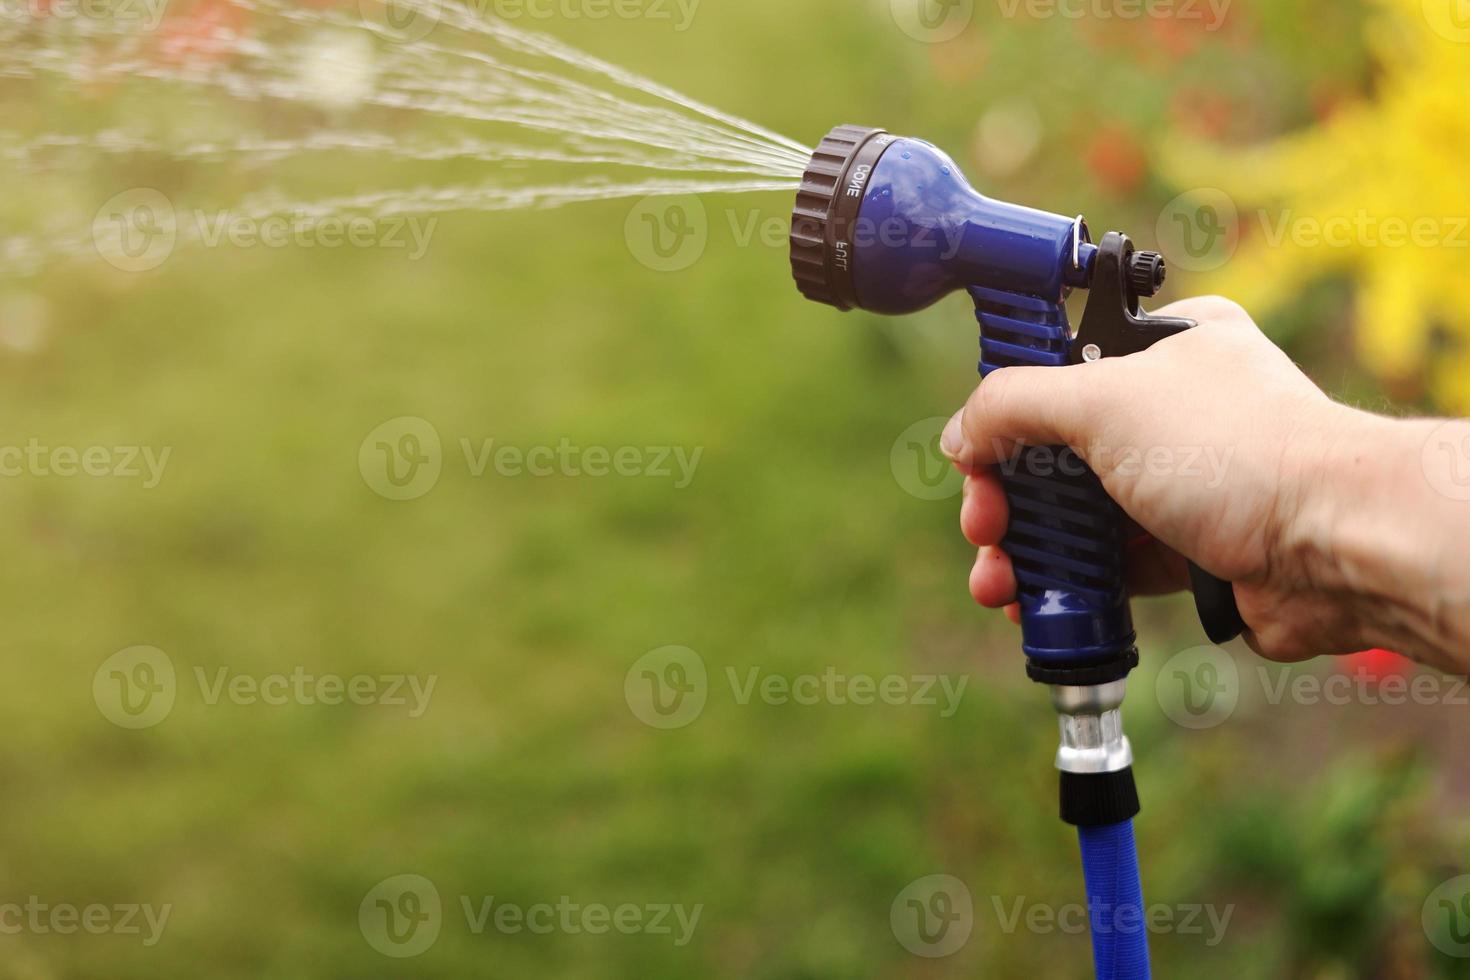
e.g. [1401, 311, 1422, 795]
[1, 0, 1468, 976]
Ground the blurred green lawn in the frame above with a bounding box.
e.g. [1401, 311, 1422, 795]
[1, 0, 1468, 977]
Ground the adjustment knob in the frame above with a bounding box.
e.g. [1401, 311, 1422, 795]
[1126, 250, 1166, 297]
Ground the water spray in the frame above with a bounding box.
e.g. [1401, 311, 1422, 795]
[789, 125, 1246, 980]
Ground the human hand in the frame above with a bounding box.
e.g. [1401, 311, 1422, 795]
[939, 295, 1469, 670]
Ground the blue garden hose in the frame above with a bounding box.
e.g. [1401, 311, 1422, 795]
[1078, 820, 1150, 980]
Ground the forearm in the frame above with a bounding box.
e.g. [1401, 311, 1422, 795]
[1290, 408, 1470, 670]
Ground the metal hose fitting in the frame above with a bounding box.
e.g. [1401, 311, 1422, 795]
[1050, 679, 1133, 775]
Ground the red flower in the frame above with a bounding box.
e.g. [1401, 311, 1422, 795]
[156, 0, 248, 67]
[1084, 123, 1148, 197]
[1169, 87, 1241, 141]
[1340, 648, 1411, 682]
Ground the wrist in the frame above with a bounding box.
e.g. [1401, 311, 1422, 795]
[1287, 406, 1470, 663]
[1318, 407, 1411, 585]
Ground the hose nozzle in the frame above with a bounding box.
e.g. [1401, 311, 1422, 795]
[788, 123, 1095, 315]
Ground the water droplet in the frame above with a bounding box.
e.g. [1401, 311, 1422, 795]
[296, 29, 380, 112]
[901, 151, 912, 160]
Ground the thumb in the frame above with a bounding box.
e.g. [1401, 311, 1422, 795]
[941, 363, 1106, 468]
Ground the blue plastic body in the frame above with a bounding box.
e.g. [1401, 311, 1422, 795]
[851, 139, 1098, 315]
[850, 138, 1135, 667]
[1078, 820, 1151, 980]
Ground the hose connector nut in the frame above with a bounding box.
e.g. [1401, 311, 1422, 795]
[1050, 679, 1133, 775]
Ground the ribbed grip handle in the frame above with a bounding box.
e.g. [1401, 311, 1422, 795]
[972, 286, 1137, 671]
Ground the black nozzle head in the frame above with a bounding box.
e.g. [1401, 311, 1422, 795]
[790, 125, 893, 311]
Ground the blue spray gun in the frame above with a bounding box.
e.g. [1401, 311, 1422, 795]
[788, 125, 1245, 979]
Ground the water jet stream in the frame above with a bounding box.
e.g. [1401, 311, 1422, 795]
[0, 0, 811, 275]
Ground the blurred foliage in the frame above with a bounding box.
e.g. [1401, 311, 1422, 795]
[1215, 749, 1440, 976]
[0, 0, 1466, 977]
[1160, 0, 1470, 413]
